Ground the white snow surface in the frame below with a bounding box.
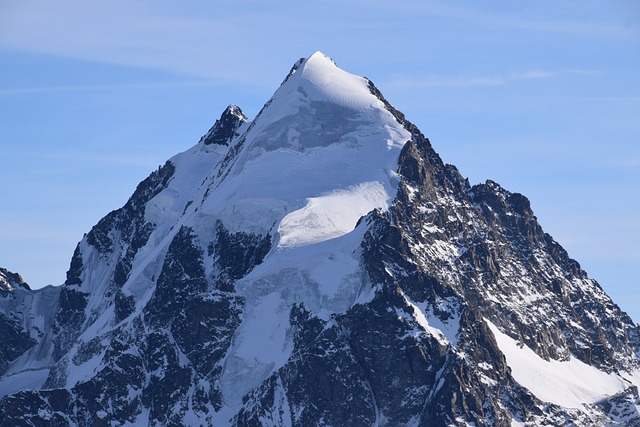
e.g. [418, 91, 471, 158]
[277, 181, 389, 248]
[0, 368, 50, 399]
[398, 291, 460, 347]
[299, 51, 376, 108]
[120, 51, 410, 409]
[134, 52, 409, 253]
[209, 52, 410, 407]
[486, 320, 627, 409]
[204, 51, 408, 238]
[0, 52, 411, 413]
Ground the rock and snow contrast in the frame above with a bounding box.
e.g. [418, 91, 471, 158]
[1, 52, 640, 426]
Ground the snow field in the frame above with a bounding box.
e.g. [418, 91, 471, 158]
[213, 53, 411, 408]
[277, 181, 389, 248]
[486, 320, 627, 409]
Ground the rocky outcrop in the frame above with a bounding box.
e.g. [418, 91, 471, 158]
[0, 268, 30, 293]
[200, 105, 248, 146]
[1, 53, 638, 426]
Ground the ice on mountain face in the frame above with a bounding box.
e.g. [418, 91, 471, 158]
[0, 283, 59, 386]
[7, 51, 640, 426]
[208, 50, 410, 402]
[277, 181, 389, 248]
[205, 52, 409, 240]
[219, 291, 293, 407]
[220, 220, 371, 406]
[192, 52, 411, 408]
[237, 51, 407, 159]
[0, 368, 49, 399]
[486, 320, 626, 409]
[262, 51, 383, 118]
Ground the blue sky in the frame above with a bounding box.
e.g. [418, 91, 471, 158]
[1, 1, 639, 320]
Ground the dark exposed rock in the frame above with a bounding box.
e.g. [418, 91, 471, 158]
[63, 245, 83, 287]
[595, 387, 640, 427]
[86, 161, 175, 285]
[212, 220, 272, 291]
[0, 389, 75, 426]
[281, 57, 306, 86]
[0, 315, 35, 376]
[50, 287, 88, 360]
[145, 225, 243, 377]
[236, 305, 378, 426]
[2, 54, 638, 427]
[200, 105, 248, 146]
[0, 267, 30, 292]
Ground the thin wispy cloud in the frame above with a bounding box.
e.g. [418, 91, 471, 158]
[0, 0, 275, 82]
[0, 80, 219, 96]
[406, 0, 637, 39]
[386, 69, 599, 89]
[7, 148, 170, 169]
[511, 71, 556, 80]
[0, 0, 631, 84]
[611, 158, 640, 168]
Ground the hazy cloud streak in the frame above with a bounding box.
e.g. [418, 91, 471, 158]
[386, 69, 599, 89]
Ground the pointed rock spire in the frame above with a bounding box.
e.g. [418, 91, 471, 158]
[200, 104, 248, 146]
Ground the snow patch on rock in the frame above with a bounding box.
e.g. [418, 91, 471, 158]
[486, 320, 626, 409]
[278, 181, 388, 248]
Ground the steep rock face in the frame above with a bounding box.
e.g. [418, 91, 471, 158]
[0, 269, 34, 377]
[1, 52, 640, 426]
[200, 105, 248, 146]
[0, 268, 59, 399]
[49, 159, 177, 361]
[391, 129, 640, 372]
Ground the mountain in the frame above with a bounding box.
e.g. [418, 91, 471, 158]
[1, 51, 639, 426]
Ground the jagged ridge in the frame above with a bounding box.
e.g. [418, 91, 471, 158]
[1, 52, 639, 427]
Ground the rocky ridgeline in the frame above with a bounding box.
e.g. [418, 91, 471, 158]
[1, 53, 639, 426]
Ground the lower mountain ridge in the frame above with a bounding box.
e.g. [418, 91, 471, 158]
[1, 52, 639, 426]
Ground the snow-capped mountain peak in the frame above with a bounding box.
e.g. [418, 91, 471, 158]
[2, 52, 640, 426]
[286, 50, 377, 108]
[205, 52, 410, 243]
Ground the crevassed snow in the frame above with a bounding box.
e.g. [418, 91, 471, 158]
[219, 291, 293, 406]
[486, 320, 626, 408]
[277, 181, 388, 248]
[1, 285, 59, 384]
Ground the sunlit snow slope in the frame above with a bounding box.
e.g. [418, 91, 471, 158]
[194, 51, 411, 405]
[206, 51, 408, 240]
[2, 51, 640, 427]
